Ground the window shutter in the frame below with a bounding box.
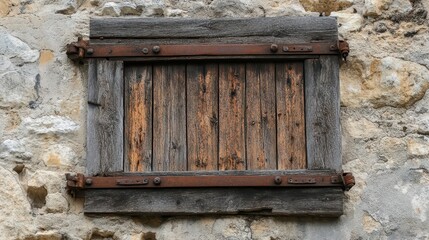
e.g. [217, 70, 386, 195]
[66, 17, 354, 216]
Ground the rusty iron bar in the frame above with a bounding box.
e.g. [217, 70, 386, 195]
[66, 172, 355, 193]
[66, 38, 349, 61]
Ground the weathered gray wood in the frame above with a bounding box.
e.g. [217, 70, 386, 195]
[153, 64, 187, 171]
[87, 59, 124, 175]
[124, 64, 153, 172]
[84, 187, 343, 216]
[90, 17, 338, 44]
[246, 63, 277, 170]
[305, 56, 341, 171]
[187, 64, 219, 171]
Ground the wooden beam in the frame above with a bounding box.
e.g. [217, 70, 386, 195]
[85, 187, 343, 216]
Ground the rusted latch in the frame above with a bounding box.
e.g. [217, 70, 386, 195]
[338, 40, 349, 62]
[66, 37, 89, 62]
[342, 172, 355, 191]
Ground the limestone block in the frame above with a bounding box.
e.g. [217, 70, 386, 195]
[364, 0, 412, 16]
[45, 193, 69, 213]
[0, 166, 32, 239]
[27, 170, 64, 193]
[341, 57, 429, 108]
[97, 2, 121, 16]
[0, 139, 33, 162]
[331, 12, 363, 35]
[0, 29, 39, 64]
[41, 144, 77, 167]
[345, 118, 382, 139]
[407, 137, 429, 156]
[22, 116, 79, 135]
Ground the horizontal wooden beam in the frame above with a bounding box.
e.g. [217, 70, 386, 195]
[84, 187, 343, 216]
[90, 17, 338, 44]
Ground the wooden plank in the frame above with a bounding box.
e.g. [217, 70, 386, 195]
[219, 63, 246, 170]
[87, 59, 124, 175]
[90, 17, 338, 43]
[187, 64, 219, 171]
[124, 64, 153, 172]
[245, 63, 276, 170]
[305, 56, 341, 171]
[85, 187, 343, 216]
[276, 62, 306, 170]
[153, 64, 187, 171]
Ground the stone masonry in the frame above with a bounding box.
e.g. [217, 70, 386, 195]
[0, 0, 428, 239]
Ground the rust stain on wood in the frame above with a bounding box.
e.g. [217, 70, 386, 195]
[125, 65, 153, 172]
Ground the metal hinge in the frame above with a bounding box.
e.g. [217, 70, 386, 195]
[66, 172, 355, 197]
[66, 37, 350, 62]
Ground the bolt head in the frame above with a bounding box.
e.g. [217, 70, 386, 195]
[270, 44, 278, 53]
[152, 46, 160, 54]
[85, 178, 93, 185]
[153, 177, 161, 185]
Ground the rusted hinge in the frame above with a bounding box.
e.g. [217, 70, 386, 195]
[66, 38, 350, 62]
[66, 172, 355, 196]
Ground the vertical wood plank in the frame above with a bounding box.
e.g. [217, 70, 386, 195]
[219, 63, 246, 170]
[87, 59, 124, 175]
[187, 64, 219, 171]
[245, 63, 277, 170]
[124, 64, 153, 172]
[305, 56, 341, 171]
[276, 62, 306, 170]
[153, 64, 187, 171]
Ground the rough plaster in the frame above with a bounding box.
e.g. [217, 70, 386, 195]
[0, 0, 428, 239]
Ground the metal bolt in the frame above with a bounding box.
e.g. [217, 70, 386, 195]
[86, 48, 94, 55]
[142, 48, 149, 54]
[153, 177, 161, 185]
[274, 176, 282, 185]
[152, 46, 161, 54]
[270, 44, 278, 53]
[85, 178, 93, 185]
[283, 46, 289, 52]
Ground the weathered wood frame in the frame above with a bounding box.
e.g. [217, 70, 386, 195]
[85, 17, 342, 216]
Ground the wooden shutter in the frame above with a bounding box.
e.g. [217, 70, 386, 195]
[80, 17, 346, 216]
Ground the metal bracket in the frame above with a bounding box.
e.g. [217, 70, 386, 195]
[66, 38, 350, 62]
[66, 172, 355, 197]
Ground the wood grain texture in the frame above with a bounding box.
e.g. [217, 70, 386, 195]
[84, 187, 344, 216]
[90, 17, 338, 44]
[305, 57, 341, 171]
[187, 64, 219, 171]
[245, 63, 277, 170]
[219, 64, 246, 170]
[87, 59, 124, 175]
[276, 62, 306, 170]
[124, 64, 153, 172]
[153, 64, 187, 171]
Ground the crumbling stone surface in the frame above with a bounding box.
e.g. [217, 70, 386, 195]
[0, 0, 428, 239]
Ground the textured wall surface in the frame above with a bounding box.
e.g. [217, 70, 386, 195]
[0, 0, 428, 239]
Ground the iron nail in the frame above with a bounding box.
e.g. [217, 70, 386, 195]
[86, 48, 94, 55]
[270, 44, 278, 53]
[153, 177, 161, 185]
[152, 46, 160, 54]
[85, 178, 93, 185]
[274, 176, 282, 185]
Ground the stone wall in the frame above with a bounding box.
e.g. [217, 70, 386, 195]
[0, 0, 428, 239]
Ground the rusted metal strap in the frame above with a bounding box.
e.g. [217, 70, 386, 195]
[66, 172, 355, 194]
[66, 38, 350, 62]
